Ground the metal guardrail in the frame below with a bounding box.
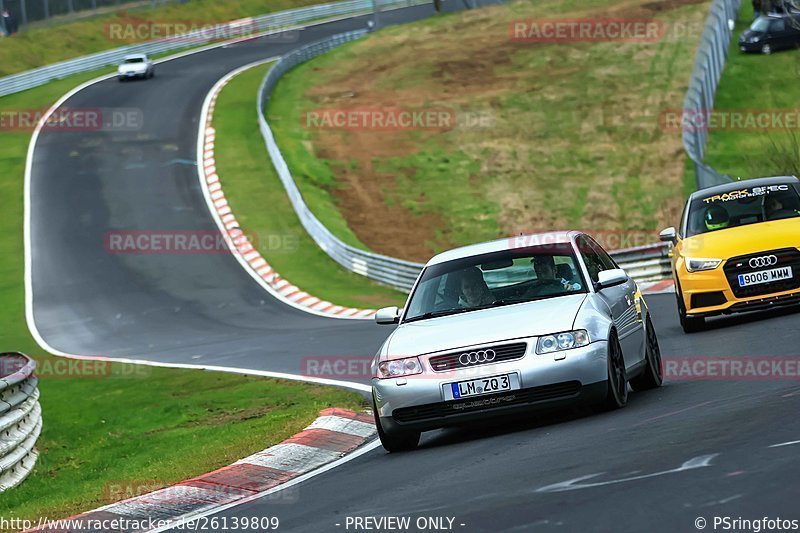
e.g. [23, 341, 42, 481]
[610, 243, 672, 283]
[258, 30, 424, 292]
[0, 352, 41, 492]
[0, 0, 429, 98]
[682, 0, 742, 189]
[257, 31, 672, 291]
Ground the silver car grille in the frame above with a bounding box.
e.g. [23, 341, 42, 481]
[428, 342, 528, 372]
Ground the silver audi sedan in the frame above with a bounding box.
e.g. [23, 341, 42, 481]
[371, 231, 663, 452]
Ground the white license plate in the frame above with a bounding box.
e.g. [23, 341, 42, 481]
[449, 374, 513, 399]
[738, 266, 793, 287]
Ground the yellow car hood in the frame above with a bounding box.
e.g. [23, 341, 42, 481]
[681, 217, 800, 259]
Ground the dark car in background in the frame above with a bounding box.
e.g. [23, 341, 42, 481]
[740, 14, 800, 54]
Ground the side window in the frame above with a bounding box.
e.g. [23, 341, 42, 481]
[577, 237, 604, 283]
[590, 237, 619, 271]
[678, 202, 687, 238]
[771, 19, 785, 32]
[577, 237, 617, 283]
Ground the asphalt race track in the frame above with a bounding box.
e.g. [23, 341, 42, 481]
[28, 2, 800, 532]
[181, 300, 800, 533]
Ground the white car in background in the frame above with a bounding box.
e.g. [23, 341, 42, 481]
[117, 54, 155, 81]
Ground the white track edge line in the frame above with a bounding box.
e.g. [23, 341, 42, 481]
[22, 14, 383, 385]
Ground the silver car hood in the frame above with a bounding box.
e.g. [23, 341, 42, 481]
[384, 293, 587, 358]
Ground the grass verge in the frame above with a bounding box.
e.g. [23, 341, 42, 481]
[703, 2, 800, 178]
[266, 0, 712, 262]
[0, 68, 366, 521]
[213, 64, 407, 308]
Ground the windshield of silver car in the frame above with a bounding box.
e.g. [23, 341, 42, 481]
[404, 244, 586, 323]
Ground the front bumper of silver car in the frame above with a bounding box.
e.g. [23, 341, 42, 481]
[372, 340, 609, 433]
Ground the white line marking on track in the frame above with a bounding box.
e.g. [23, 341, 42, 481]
[535, 454, 719, 493]
[769, 440, 800, 448]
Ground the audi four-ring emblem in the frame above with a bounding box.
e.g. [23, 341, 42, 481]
[459, 349, 496, 366]
[749, 255, 778, 269]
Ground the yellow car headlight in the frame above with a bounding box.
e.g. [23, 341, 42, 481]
[685, 257, 723, 273]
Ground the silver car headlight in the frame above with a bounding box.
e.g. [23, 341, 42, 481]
[536, 330, 589, 354]
[685, 257, 722, 272]
[377, 357, 423, 379]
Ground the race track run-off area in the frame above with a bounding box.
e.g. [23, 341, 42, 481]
[25, 2, 800, 533]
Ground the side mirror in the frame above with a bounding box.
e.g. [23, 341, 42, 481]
[596, 269, 629, 290]
[659, 227, 677, 244]
[375, 306, 400, 325]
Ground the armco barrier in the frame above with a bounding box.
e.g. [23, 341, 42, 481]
[257, 30, 423, 292]
[257, 31, 672, 291]
[0, 0, 431, 98]
[0, 352, 41, 492]
[681, 0, 741, 189]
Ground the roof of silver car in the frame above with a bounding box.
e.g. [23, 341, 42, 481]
[123, 54, 148, 60]
[426, 231, 581, 266]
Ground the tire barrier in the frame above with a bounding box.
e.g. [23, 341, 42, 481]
[0, 352, 41, 492]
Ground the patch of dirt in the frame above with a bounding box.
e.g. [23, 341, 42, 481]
[296, 0, 709, 259]
[312, 127, 446, 261]
[144, 406, 277, 435]
[641, 0, 708, 12]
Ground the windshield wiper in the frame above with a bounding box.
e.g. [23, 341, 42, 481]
[403, 307, 471, 323]
[405, 298, 549, 323]
[473, 297, 555, 309]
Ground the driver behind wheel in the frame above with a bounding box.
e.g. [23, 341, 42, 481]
[527, 256, 572, 297]
[458, 267, 494, 308]
[704, 204, 730, 231]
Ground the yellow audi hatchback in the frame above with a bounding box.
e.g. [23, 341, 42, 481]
[660, 176, 800, 333]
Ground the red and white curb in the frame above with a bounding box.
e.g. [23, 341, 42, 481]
[198, 62, 377, 320]
[639, 279, 675, 295]
[28, 409, 376, 533]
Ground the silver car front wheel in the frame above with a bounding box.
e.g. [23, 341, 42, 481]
[602, 331, 627, 410]
[373, 398, 420, 452]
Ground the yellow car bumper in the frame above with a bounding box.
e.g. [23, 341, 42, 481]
[677, 254, 800, 317]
